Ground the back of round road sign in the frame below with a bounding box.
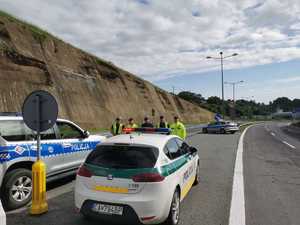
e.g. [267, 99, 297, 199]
[22, 90, 58, 132]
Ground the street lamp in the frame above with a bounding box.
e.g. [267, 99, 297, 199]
[224, 80, 244, 102]
[206, 52, 239, 102]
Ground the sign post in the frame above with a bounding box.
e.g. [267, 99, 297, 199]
[22, 90, 58, 215]
[151, 108, 155, 124]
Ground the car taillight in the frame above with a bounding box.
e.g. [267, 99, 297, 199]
[77, 165, 93, 178]
[132, 173, 165, 182]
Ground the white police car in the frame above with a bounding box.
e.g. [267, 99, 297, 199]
[75, 128, 199, 225]
[0, 113, 106, 210]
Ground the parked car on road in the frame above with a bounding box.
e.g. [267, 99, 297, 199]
[202, 121, 239, 134]
[75, 127, 200, 225]
[0, 114, 106, 210]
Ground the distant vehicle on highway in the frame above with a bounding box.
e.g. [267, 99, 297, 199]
[75, 127, 199, 225]
[202, 121, 239, 134]
[0, 114, 106, 210]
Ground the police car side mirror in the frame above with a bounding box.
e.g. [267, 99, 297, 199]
[83, 130, 90, 138]
[189, 146, 198, 154]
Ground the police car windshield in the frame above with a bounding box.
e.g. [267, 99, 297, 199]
[85, 145, 159, 169]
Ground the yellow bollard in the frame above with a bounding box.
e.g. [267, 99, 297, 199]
[30, 159, 48, 215]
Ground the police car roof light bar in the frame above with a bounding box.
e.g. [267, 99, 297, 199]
[122, 128, 171, 134]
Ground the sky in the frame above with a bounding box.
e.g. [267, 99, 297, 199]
[0, 0, 300, 103]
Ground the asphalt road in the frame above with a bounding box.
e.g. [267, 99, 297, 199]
[244, 122, 300, 225]
[6, 129, 241, 225]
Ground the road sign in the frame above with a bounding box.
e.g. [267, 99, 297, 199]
[215, 113, 223, 122]
[22, 90, 58, 132]
[22, 90, 58, 215]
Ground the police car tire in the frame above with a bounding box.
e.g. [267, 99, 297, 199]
[220, 128, 226, 134]
[193, 162, 200, 186]
[1, 169, 32, 210]
[165, 189, 180, 225]
[202, 128, 208, 133]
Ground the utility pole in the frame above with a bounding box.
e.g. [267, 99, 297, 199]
[224, 80, 244, 102]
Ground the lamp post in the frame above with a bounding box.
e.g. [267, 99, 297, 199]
[206, 52, 238, 117]
[224, 80, 244, 102]
[206, 52, 238, 102]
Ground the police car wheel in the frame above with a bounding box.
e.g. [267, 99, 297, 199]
[1, 169, 32, 210]
[193, 163, 200, 186]
[165, 190, 180, 225]
[202, 128, 208, 133]
[220, 128, 226, 134]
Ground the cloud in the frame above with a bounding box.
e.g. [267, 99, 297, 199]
[274, 76, 300, 83]
[0, 0, 300, 81]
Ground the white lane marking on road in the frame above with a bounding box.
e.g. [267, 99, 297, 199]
[270, 132, 276, 136]
[229, 126, 252, 225]
[282, 141, 296, 149]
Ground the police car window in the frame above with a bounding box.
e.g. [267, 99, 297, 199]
[57, 122, 82, 139]
[175, 138, 183, 147]
[86, 145, 159, 169]
[175, 138, 189, 155]
[40, 128, 56, 140]
[0, 121, 33, 141]
[165, 139, 181, 159]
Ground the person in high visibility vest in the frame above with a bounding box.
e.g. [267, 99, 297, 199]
[126, 118, 138, 128]
[170, 116, 186, 139]
[110, 117, 124, 136]
[157, 115, 169, 128]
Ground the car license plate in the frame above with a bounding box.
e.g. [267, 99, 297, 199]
[92, 203, 123, 215]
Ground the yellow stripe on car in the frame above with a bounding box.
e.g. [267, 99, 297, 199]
[94, 185, 129, 193]
[181, 175, 196, 200]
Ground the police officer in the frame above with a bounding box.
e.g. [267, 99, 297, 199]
[110, 117, 124, 136]
[126, 118, 138, 128]
[141, 116, 154, 128]
[170, 116, 186, 139]
[157, 115, 169, 128]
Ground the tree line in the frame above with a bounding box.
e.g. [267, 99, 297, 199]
[177, 91, 300, 119]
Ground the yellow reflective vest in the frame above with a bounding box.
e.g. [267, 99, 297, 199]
[126, 123, 138, 128]
[170, 122, 186, 139]
[111, 122, 123, 135]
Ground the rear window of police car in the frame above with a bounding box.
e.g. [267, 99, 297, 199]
[86, 145, 159, 169]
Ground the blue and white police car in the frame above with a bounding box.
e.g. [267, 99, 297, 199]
[202, 121, 239, 134]
[0, 114, 106, 210]
[75, 128, 199, 225]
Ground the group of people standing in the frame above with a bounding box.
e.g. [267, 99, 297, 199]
[111, 115, 186, 139]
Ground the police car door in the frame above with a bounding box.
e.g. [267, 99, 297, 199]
[38, 125, 67, 174]
[174, 138, 196, 199]
[209, 122, 218, 133]
[56, 121, 90, 170]
[166, 138, 194, 200]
